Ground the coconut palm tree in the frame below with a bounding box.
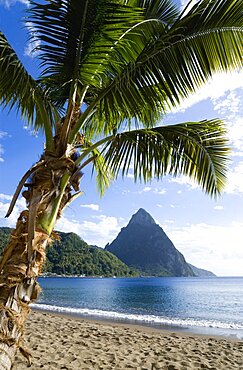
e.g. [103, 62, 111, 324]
[0, 0, 242, 367]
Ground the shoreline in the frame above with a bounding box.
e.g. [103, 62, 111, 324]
[14, 310, 243, 370]
[31, 304, 243, 341]
[33, 308, 240, 341]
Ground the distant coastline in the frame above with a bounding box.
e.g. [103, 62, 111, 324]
[40, 273, 218, 278]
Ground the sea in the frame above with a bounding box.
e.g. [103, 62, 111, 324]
[31, 276, 243, 340]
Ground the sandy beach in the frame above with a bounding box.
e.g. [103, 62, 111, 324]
[12, 310, 243, 370]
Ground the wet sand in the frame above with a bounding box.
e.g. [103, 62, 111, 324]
[14, 310, 243, 369]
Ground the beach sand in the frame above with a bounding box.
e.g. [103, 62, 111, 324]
[13, 310, 243, 370]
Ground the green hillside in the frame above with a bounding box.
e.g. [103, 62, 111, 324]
[0, 227, 137, 277]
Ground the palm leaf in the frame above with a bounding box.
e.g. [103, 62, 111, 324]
[103, 120, 230, 197]
[75, 0, 242, 137]
[79, 0, 179, 90]
[27, 0, 145, 106]
[0, 31, 58, 148]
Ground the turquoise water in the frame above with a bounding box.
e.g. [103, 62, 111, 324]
[32, 277, 243, 339]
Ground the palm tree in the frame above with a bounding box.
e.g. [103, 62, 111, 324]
[0, 0, 242, 367]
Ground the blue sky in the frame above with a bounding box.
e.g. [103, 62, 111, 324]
[0, 0, 242, 276]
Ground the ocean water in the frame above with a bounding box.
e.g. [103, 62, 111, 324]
[32, 277, 243, 339]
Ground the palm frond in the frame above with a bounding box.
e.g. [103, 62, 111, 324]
[77, 0, 242, 136]
[139, 27, 242, 102]
[0, 31, 58, 147]
[137, 0, 243, 99]
[103, 120, 230, 197]
[28, 0, 144, 105]
[79, 0, 179, 90]
[71, 0, 180, 138]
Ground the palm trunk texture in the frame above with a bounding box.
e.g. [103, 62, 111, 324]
[0, 135, 82, 368]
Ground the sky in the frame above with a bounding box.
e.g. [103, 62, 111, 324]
[0, 0, 242, 277]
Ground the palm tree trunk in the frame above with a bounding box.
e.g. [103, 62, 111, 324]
[0, 210, 51, 369]
[0, 147, 80, 369]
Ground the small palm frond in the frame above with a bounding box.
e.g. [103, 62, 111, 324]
[0, 31, 58, 145]
[139, 0, 179, 24]
[103, 120, 230, 197]
[178, 0, 242, 28]
[91, 148, 114, 196]
[81, 83, 168, 139]
[76, 138, 114, 196]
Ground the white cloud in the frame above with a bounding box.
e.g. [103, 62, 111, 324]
[0, 145, 4, 163]
[231, 151, 243, 158]
[24, 39, 40, 58]
[127, 173, 134, 179]
[0, 194, 12, 201]
[154, 188, 167, 195]
[213, 91, 241, 117]
[0, 131, 7, 139]
[214, 206, 224, 211]
[164, 219, 175, 224]
[211, 90, 243, 195]
[121, 189, 130, 195]
[142, 186, 152, 192]
[80, 204, 100, 211]
[172, 71, 243, 113]
[138, 187, 167, 195]
[212, 90, 243, 157]
[24, 22, 40, 58]
[224, 162, 243, 194]
[0, 0, 28, 8]
[228, 117, 243, 153]
[167, 222, 243, 276]
[180, 0, 198, 14]
[137, 186, 152, 194]
[169, 176, 199, 190]
[127, 174, 134, 179]
[0, 193, 119, 248]
[56, 214, 123, 248]
[0, 131, 7, 163]
[0, 195, 26, 228]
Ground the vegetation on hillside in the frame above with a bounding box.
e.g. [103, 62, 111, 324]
[0, 227, 137, 277]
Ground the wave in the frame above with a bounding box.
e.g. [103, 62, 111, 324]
[31, 303, 243, 331]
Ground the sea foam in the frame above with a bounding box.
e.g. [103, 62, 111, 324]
[31, 303, 243, 332]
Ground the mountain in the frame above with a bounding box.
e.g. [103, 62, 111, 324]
[0, 227, 137, 277]
[105, 208, 195, 276]
[0, 212, 215, 277]
[188, 263, 216, 277]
